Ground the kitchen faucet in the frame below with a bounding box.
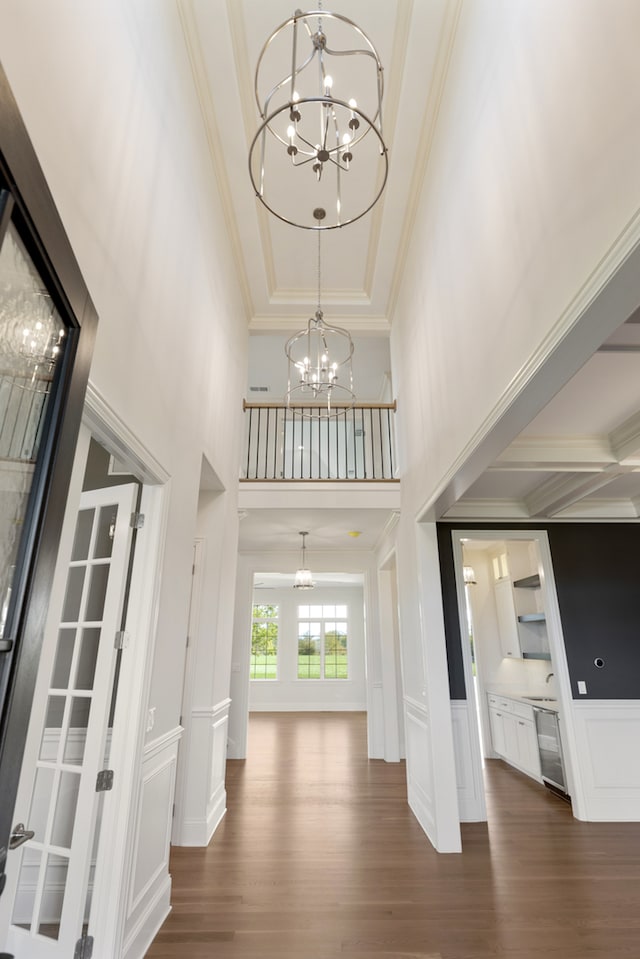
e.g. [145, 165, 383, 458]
[545, 672, 554, 684]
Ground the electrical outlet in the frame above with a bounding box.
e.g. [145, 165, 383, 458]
[577, 680, 587, 695]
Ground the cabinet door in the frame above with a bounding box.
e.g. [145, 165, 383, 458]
[494, 579, 521, 658]
[503, 712, 519, 763]
[516, 718, 541, 778]
[489, 708, 506, 757]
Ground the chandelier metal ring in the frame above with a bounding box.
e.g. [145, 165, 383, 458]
[248, 98, 388, 230]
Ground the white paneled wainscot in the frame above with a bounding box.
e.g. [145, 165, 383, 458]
[122, 727, 181, 959]
[571, 702, 640, 821]
[451, 702, 486, 822]
[175, 699, 230, 846]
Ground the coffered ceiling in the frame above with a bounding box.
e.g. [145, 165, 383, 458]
[444, 316, 640, 521]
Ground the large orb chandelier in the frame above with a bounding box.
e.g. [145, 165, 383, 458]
[249, 4, 388, 230]
[285, 209, 354, 417]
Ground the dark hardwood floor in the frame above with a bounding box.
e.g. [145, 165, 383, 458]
[146, 712, 640, 958]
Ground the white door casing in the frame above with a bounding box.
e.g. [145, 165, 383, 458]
[1, 483, 138, 958]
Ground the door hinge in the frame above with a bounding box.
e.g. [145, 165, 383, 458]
[130, 511, 145, 530]
[75, 934, 94, 959]
[172, 803, 176, 818]
[114, 629, 130, 650]
[96, 769, 114, 792]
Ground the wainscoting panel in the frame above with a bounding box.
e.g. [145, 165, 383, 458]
[450, 701, 486, 822]
[122, 727, 181, 959]
[178, 699, 230, 846]
[571, 702, 640, 820]
[403, 698, 436, 841]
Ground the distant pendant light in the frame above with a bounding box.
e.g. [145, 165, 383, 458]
[463, 565, 477, 586]
[294, 531, 315, 590]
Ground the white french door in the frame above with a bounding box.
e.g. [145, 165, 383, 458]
[0, 482, 138, 958]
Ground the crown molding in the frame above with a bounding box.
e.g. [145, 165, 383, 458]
[387, 0, 463, 323]
[248, 314, 391, 334]
[610, 409, 640, 464]
[363, 0, 414, 297]
[178, 0, 254, 321]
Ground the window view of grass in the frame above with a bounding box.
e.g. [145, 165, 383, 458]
[251, 603, 278, 679]
[298, 613, 348, 679]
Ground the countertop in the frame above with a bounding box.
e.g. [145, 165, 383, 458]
[486, 688, 560, 712]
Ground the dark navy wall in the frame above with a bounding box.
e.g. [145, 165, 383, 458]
[437, 522, 640, 701]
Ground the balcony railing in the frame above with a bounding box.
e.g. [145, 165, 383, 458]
[242, 401, 398, 481]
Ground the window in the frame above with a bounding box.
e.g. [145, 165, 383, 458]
[251, 604, 279, 679]
[297, 605, 348, 679]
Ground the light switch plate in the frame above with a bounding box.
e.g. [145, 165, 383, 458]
[577, 680, 587, 694]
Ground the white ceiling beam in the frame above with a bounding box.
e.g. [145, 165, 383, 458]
[525, 466, 635, 518]
[442, 498, 531, 520]
[553, 498, 640, 520]
[493, 435, 616, 471]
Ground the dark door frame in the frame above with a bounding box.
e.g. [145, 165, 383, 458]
[0, 63, 98, 896]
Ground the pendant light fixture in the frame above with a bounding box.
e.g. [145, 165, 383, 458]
[463, 566, 477, 586]
[285, 208, 355, 417]
[294, 531, 315, 590]
[249, 3, 388, 230]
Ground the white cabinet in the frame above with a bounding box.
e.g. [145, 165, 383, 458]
[487, 694, 542, 780]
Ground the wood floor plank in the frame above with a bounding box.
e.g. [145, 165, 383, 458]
[146, 712, 640, 958]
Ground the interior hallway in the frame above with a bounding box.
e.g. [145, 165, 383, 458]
[147, 713, 640, 959]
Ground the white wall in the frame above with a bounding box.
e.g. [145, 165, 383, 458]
[389, 1, 640, 850]
[248, 586, 366, 712]
[0, 2, 247, 954]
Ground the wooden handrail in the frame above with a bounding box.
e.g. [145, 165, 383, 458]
[243, 399, 396, 411]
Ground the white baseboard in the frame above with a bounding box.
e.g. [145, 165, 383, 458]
[180, 790, 227, 846]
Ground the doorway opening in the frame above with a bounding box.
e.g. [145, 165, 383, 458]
[247, 572, 367, 732]
[451, 530, 574, 823]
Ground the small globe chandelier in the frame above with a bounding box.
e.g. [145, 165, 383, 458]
[249, 4, 388, 230]
[285, 209, 355, 417]
[294, 531, 315, 590]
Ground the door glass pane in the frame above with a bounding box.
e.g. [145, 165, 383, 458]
[37, 853, 69, 940]
[71, 509, 94, 561]
[93, 505, 116, 559]
[29, 766, 55, 842]
[40, 695, 66, 760]
[11, 848, 42, 929]
[51, 627, 77, 689]
[75, 627, 101, 689]
[0, 220, 67, 641]
[63, 697, 91, 765]
[62, 566, 86, 622]
[85, 564, 109, 621]
[50, 771, 81, 849]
